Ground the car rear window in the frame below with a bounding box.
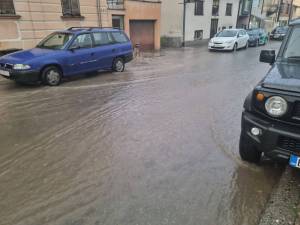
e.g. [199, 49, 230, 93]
[93, 32, 114, 46]
[111, 32, 128, 43]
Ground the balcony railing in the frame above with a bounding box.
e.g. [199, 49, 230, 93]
[107, 0, 124, 10]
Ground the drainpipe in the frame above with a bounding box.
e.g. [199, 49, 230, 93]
[96, 0, 102, 27]
[182, 0, 186, 47]
[236, 0, 241, 28]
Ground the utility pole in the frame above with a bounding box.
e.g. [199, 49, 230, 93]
[248, 0, 254, 28]
[182, 0, 186, 47]
[277, 0, 282, 23]
[288, 0, 294, 23]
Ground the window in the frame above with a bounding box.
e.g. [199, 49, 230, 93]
[195, 0, 204, 16]
[70, 34, 92, 48]
[111, 32, 128, 43]
[194, 30, 203, 40]
[61, 0, 80, 16]
[212, 0, 219, 16]
[93, 32, 113, 46]
[229, 26, 233, 29]
[222, 26, 226, 30]
[226, 3, 232, 16]
[112, 15, 124, 30]
[0, 0, 16, 15]
[286, 4, 290, 14]
[37, 33, 73, 50]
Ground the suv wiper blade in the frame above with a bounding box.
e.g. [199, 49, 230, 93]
[287, 56, 300, 60]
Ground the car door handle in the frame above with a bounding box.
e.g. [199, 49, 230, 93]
[91, 52, 95, 56]
[112, 49, 116, 52]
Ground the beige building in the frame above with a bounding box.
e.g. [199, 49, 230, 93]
[0, 0, 161, 52]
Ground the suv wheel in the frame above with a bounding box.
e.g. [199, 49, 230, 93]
[239, 134, 262, 163]
[42, 66, 62, 86]
[113, 58, 125, 72]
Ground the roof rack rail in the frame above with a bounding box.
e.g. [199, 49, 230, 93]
[101, 27, 121, 30]
[68, 27, 100, 31]
[68, 26, 121, 31]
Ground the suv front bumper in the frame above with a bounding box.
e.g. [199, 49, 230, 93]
[241, 111, 300, 162]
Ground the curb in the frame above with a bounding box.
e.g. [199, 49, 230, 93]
[259, 167, 300, 225]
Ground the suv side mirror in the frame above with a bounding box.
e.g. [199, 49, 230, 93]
[260, 50, 276, 64]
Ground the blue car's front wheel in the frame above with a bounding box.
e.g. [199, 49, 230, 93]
[42, 66, 62, 86]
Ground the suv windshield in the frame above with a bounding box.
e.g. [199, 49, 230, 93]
[283, 26, 300, 59]
[216, 30, 237, 37]
[37, 33, 73, 50]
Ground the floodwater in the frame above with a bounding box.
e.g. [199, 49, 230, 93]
[0, 42, 283, 225]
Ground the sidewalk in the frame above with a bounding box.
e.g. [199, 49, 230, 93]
[259, 167, 300, 225]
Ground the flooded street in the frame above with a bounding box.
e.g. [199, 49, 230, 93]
[0, 42, 284, 225]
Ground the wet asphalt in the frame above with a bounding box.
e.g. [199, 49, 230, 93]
[0, 42, 285, 225]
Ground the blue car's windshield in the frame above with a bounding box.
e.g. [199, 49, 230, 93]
[37, 33, 73, 50]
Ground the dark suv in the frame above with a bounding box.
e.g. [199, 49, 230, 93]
[239, 19, 300, 168]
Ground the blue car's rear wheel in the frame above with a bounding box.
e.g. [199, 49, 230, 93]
[42, 66, 62, 86]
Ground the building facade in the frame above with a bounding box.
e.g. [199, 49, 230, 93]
[184, 0, 240, 45]
[0, 0, 161, 52]
[161, 0, 239, 47]
[239, 0, 300, 32]
[161, 0, 183, 47]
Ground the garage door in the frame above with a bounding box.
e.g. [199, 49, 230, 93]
[129, 20, 155, 51]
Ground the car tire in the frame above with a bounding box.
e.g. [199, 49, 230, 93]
[112, 57, 125, 72]
[232, 43, 238, 52]
[42, 66, 62, 86]
[239, 134, 262, 163]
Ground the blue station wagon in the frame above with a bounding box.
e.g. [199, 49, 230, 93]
[0, 27, 133, 86]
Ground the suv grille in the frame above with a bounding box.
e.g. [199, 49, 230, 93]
[293, 102, 300, 119]
[278, 136, 300, 153]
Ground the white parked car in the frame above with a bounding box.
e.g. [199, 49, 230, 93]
[208, 29, 249, 51]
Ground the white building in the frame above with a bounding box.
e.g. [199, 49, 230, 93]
[161, 0, 240, 47]
[184, 0, 240, 45]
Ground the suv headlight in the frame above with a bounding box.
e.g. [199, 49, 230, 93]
[13, 64, 31, 70]
[265, 96, 288, 117]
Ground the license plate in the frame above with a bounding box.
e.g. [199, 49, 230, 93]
[0, 69, 9, 77]
[289, 154, 300, 168]
[274, 35, 280, 38]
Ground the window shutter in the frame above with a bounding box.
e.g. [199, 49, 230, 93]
[0, 0, 16, 15]
[71, 0, 80, 16]
[61, 0, 72, 15]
